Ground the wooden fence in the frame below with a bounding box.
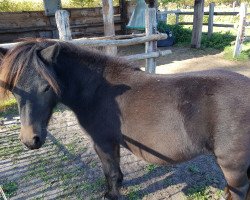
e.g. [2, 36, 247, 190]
[0, 8, 172, 74]
[158, 3, 240, 36]
[0, 7, 124, 43]
[233, 3, 249, 57]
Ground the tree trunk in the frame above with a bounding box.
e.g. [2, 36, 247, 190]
[191, 0, 204, 48]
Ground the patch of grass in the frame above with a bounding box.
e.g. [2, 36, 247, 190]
[8, 124, 21, 130]
[0, 0, 111, 12]
[65, 142, 77, 154]
[224, 41, 250, 61]
[187, 185, 224, 200]
[163, 178, 173, 186]
[158, 23, 235, 50]
[0, 97, 18, 118]
[201, 32, 235, 50]
[1, 181, 18, 198]
[0, 139, 23, 159]
[127, 185, 141, 200]
[187, 165, 200, 174]
[145, 163, 157, 173]
[80, 177, 106, 193]
[186, 185, 223, 200]
[186, 185, 209, 200]
[0, 0, 43, 12]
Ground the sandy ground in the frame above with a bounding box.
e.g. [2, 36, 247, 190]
[0, 45, 249, 200]
[119, 45, 250, 76]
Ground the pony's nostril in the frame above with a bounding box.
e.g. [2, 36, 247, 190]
[33, 136, 40, 145]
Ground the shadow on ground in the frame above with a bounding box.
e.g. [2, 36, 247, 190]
[0, 110, 226, 200]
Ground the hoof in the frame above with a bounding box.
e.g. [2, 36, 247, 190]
[103, 192, 119, 200]
[219, 193, 230, 200]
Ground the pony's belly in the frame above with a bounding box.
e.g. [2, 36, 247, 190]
[123, 138, 200, 165]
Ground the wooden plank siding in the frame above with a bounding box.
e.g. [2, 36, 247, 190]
[0, 7, 124, 43]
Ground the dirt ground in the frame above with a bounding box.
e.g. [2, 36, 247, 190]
[0, 45, 249, 200]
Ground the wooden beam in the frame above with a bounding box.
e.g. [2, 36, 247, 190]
[102, 0, 117, 56]
[208, 2, 215, 37]
[233, 3, 247, 57]
[191, 0, 205, 48]
[123, 50, 172, 61]
[72, 33, 166, 47]
[145, 8, 157, 74]
[119, 0, 127, 34]
[55, 10, 72, 40]
[0, 33, 168, 49]
[178, 22, 234, 28]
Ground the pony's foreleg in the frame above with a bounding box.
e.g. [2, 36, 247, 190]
[94, 142, 123, 200]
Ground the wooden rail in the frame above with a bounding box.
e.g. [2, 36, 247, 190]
[0, 33, 168, 49]
[233, 3, 249, 57]
[54, 9, 171, 73]
[158, 3, 241, 36]
[0, 9, 171, 75]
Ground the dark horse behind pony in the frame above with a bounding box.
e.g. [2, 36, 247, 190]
[0, 39, 249, 200]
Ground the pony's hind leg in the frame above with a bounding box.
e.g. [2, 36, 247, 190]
[94, 142, 123, 200]
[217, 159, 249, 200]
[247, 166, 250, 200]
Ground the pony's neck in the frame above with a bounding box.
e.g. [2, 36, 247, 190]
[55, 47, 138, 110]
[55, 49, 108, 109]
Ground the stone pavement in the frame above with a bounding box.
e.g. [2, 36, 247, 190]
[1, 109, 226, 200]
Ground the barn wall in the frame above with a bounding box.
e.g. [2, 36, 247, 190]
[0, 7, 124, 43]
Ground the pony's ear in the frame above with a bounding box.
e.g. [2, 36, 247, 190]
[0, 47, 8, 56]
[0, 47, 8, 62]
[39, 43, 60, 64]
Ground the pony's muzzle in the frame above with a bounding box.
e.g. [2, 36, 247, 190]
[19, 125, 45, 149]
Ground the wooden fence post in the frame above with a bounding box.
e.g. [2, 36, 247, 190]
[191, 0, 205, 48]
[208, 2, 215, 37]
[145, 7, 157, 74]
[176, 9, 180, 24]
[102, 0, 117, 56]
[233, 3, 247, 57]
[55, 10, 72, 41]
[119, 0, 128, 34]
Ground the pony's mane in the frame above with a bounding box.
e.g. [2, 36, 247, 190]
[0, 38, 138, 97]
[0, 38, 60, 96]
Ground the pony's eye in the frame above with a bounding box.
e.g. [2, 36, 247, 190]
[43, 85, 50, 93]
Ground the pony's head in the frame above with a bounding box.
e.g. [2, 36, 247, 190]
[0, 40, 61, 149]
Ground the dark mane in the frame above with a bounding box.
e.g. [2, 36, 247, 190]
[0, 39, 60, 96]
[0, 38, 138, 97]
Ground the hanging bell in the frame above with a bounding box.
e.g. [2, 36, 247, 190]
[127, 0, 148, 30]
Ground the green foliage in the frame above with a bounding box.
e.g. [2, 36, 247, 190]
[145, 164, 157, 173]
[224, 41, 250, 61]
[69, 0, 101, 8]
[0, 0, 120, 12]
[201, 32, 235, 50]
[0, 98, 18, 118]
[158, 22, 192, 44]
[127, 185, 141, 200]
[159, 0, 250, 7]
[158, 21, 236, 50]
[1, 181, 18, 198]
[157, 21, 169, 33]
[0, 0, 43, 12]
[186, 186, 224, 200]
